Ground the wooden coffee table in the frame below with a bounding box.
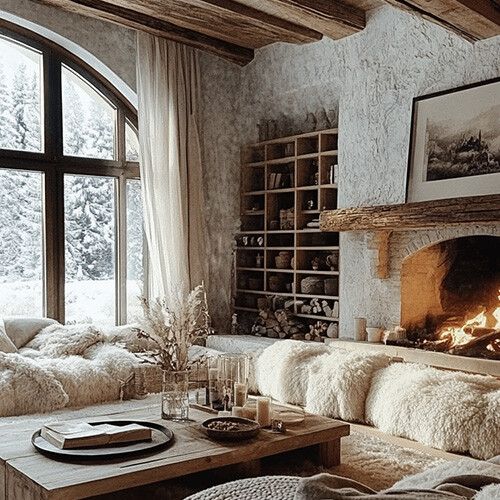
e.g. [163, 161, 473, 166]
[0, 402, 349, 500]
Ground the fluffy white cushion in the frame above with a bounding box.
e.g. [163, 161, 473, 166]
[305, 350, 390, 423]
[254, 340, 330, 404]
[36, 343, 139, 407]
[25, 324, 104, 357]
[0, 320, 17, 353]
[3, 317, 59, 348]
[0, 352, 69, 416]
[366, 363, 500, 459]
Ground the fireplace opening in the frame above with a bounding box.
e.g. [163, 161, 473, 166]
[401, 235, 500, 359]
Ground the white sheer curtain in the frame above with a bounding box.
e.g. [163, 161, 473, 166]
[136, 33, 207, 302]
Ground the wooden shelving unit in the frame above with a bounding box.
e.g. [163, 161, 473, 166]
[234, 128, 341, 334]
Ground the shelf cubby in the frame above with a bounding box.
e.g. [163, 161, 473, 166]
[236, 128, 341, 337]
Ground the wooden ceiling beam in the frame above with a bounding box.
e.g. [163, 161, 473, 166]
[31, 0, 254, 65]
[243, 0, 366, 39]
[105, 0, 322, 48]
[383, 0, 500, 41]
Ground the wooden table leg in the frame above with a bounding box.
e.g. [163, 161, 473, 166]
[317, 439, 341, 467]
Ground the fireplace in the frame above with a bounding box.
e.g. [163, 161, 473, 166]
[401, 235, 500, 359]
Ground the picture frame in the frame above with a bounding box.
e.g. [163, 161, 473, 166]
[406, 77, 500, 202]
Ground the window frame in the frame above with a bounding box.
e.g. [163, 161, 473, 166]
[0, 20, 141, 325]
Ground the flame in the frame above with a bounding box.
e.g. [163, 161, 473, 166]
[438, 291, 500, 348]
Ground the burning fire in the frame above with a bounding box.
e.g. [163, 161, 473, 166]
[438, 291, 500, 348]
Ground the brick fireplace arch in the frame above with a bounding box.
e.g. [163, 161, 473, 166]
[401, 234, 500, 338]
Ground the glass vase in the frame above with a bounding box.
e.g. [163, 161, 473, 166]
[161, 370, 189, 421]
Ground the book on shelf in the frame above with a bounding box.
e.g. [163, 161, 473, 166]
[269, 173, 277, 189]
[40, 420, 152, 449]
[274, 173, 282, 188]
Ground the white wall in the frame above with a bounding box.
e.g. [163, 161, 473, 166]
[199, 5, 500, 335]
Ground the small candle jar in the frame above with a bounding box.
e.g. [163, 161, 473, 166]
[256, 396, 272, 427]
[234, 382, 248, 407]
[232, 406, 243, 417]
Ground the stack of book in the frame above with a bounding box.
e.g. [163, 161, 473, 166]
[40, 421, 152, 449]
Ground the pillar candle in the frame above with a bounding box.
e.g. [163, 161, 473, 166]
[256, 396, 271, 427]
[234, 382, 248, 407]
[218, 410, 231, 417]
[354, 317, 366, 341]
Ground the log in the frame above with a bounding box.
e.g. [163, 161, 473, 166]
[449, 330, 500, 355]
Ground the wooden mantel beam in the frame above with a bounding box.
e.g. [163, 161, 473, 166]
[31, 0, 254, 66]
[320, 194, 500, 232]
[383, 0, 500, 42]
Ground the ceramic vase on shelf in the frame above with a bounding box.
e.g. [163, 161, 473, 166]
[161, 370, 190, 421]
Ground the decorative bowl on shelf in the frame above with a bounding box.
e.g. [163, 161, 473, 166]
[300, 277, 324, 295]
[275, 255, 291, 268]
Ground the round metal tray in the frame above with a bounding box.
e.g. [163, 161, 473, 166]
[32, 420, 174, 461]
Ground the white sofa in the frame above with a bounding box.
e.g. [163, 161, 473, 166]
[207, 335, 500, 461]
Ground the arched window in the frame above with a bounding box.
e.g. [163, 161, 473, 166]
[0, 21, 143, 326]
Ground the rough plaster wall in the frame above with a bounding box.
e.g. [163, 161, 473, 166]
[200, 5, 500, 336]
[199, 54, 242, 332]
[0, 0, 137, 92]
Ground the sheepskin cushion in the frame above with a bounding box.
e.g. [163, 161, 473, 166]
[366, 363, 500, 459]
[305, 350, 390, 423]
[36, 343, 139, 407]
[0, 320, 17, 353]
[254, 340, 330, 404]
[3, 316, 59, 348]
[0, 352, 68, 416]
[25, 324, 104, 357]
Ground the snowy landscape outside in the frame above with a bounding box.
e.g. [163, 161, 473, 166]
[0, 35, 142, 326]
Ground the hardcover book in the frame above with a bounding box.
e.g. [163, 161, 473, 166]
[40, 421, 152, 449]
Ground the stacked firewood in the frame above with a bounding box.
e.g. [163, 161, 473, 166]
[305, 321, 327, 341]
[251, 308, 306, 340]
[300, 299, 339, 318]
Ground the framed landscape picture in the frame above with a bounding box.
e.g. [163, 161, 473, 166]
[406, 78, 500, 202]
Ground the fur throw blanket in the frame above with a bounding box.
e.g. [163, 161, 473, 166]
[295, 472, 500, 499]
[254, 340, 390, 422]
[253, 340, 500, 459]
[365, 363, 500, 460]
[0, 324, 140, 417]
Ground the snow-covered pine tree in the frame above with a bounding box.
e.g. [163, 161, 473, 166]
[87, 99, 114, 159]
[63, 78, 88, 156]
[11, 63, 41, 152]
[0, 63, 20, 149]
[65, 175, 115, 281]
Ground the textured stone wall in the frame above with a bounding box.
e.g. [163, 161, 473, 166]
[199, 5, 500, 335]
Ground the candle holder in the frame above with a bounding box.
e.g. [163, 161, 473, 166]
[219, 353, 249, 411]
[208, 357, 224, 411]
